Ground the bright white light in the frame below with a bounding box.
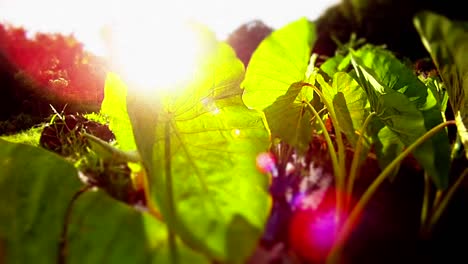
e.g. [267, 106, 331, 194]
[231, 129, 241, 138]
[211, 108, 220, 115]
[108, 19, 205, 93]
[0, 0, 341, 94]
[0, 0, 340, 57]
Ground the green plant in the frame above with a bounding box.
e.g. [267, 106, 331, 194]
[413, 10, 468, 237]
[0, 12, 467, 264]
[242, 16, 464, 262]
[0, 25, 271, 264]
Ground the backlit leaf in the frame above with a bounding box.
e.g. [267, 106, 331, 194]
[352, 46, 450, 188]
[414, 11, 468, 159]
[101, 72, 137, 151]
[66, 191, 208, 264]
[127, 26, 271, 263]
[0, 139, 206, 264]
[263, 82, 313, 151]
[318, 72, 369, 147]
[0, 139, 82, 264]
[242, 17, 317, 151]
[242, 17, 315, 109]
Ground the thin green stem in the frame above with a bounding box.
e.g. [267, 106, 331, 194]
[428, 168, 468, 232]
[309, 106, 327, 124]
[326, 120, 456, 263]
[346, 112, 376, 211]
[165, 121, 178, 264]
[420, 172, 431, 233]
[304, 101, 340, 184]
[58, 185, 93, 264]
[304, 100, 343, 225]
[433, 190, 443, 208]
[303, 83, 347, 225]
[307, 85, 347, 177]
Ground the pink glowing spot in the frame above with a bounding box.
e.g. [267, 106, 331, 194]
[256, 152, 277, 176]
[305, 208, 337, 251]
[289, 207, 339, 262]
[289, 188, 359, 263]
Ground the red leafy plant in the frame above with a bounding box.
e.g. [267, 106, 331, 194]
[0, 23, 107, 106]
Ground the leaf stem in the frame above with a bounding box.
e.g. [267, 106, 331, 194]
[326, 120, 456, 263]
[304, 83, 347, 224]
[304, 100, 343, 224]
[165, 120, 178, 264]
[420, 172, 431, 231]
[304, 101, 340, 183]
[346, 112, 376, 211]
[58, 185, 93, 264]
[427, 168, 468, 233]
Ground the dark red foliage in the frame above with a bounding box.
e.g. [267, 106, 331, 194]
[39, 114, 114, 156]
[0, 23, 107, 106]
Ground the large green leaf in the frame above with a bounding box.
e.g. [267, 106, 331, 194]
[242, 17, 315, 109]
[263, 82, 314, 152]
[126, 27, 271, 263]
[318, 72, 369, 147]
[414, 11, 468, 158]
[241, 17, 317, 151]
[370, 122, 405, 177]
[100, 72, 137, 151]
[0, 139, 82, 264]
[0, 139, 206, 264]
[66, 191, 208, 264]
[351, 46, 450, 188]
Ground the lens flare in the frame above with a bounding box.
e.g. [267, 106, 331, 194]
[288, 188, 360, 262]
[256, 152, 277, 176]
[107, 19, 207, 96]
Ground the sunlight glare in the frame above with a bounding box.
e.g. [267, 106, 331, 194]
[109, 19, 205, 95]
[231, 129, 241, 138]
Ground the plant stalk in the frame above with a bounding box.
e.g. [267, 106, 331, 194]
[326, 120, 456, 263]
[305, 83, 347, 225]
[427, 168, 468, 233]
[304, 101, 340, 184]
[304, 100, 343, 225]
[420, 172, 431, 232]
[165, 120, 178, 264]
[304, 83, 346, 220]
[346, 112, 376, 211]
[58, 185, 93, 264]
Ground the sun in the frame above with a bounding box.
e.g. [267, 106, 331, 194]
[105, 18, 209, 96]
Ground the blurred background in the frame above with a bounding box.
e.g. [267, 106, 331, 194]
[0, 0, 340, 55]
[1, 0, 465, 134]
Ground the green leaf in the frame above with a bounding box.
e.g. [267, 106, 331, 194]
[0, 139, 207, 264]
[352, 47, 450, 188]
[241, 17, 316, 151]
[66, 191, 209, 264]
[352, 46, 429, 107]
[101, 72, 137, 151]
[127, 27, 271, 263]
[0, 139, 82, 264]
[370, 121, 405, 179]
[319, 53, 352, 79]
[263, 82, 314, 152]
[318, 72, 369, 147]
[414, 11, 468, 159]
[422, 76, 448, 113]
[242, 17, 316, 110]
